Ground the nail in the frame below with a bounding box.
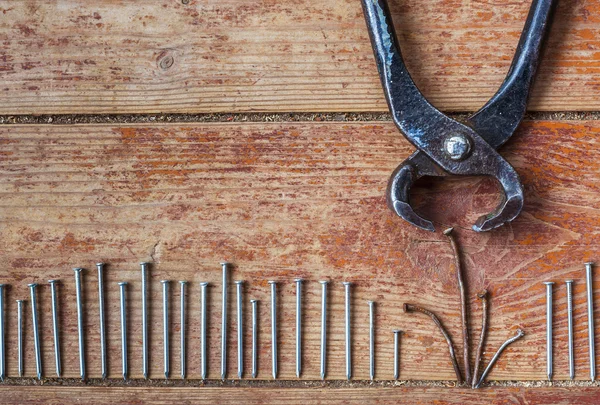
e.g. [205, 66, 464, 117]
[161, 280, 170, 379]
[251, 299, 258, 378]
[444, 227, 471, 385]
[73, 268, 85, 380]
[29, 283, 42, 380]
[17, 300, 25, 378]
[320, 280, 328, 380]
[472, 290, 489, 388]
[566, 280, 575, 380]
[140, 262, 149, 379]
[97, 263, 107, 379]
[118, 282, 128, 380]
[221, 262, 229, 381]
[295, 279, 303, 378]
[0, 284, 5, 382]
[544, 281, 554, 381]
[586, 262, 596, 381]
[269, 281, 278, 379]
[404, 303, 463, 383]
[48, 280, 62, 377]
[368, 300, 375, 380]
[180, 281, 187, 380]
[393, 330, 402, 380]
[200, 282, 209, 380]
[235, 280, 244, 379]
[342, 282, 352, 380]
[475, 329, 525, 388]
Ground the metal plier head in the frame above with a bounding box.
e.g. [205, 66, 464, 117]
[361, 0, 556, 232]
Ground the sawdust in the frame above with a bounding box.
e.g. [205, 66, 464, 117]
[1, 377, 599, 389]
[0, 111, 599, 125]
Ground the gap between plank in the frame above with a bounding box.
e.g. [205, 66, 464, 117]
[1, 111, 600, 125]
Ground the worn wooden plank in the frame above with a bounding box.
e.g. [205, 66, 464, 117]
[0, 0, 599, 114]
[2, 386, 600, 405]
[0, 121, 599, 382]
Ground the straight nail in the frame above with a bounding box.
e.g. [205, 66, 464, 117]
[0, 284, 5, 382]
[48, 280, 61, 377]
[566, 280, 575, 380]
[140, 262, 149, 379]
[320, 280, 328, 380]
[29, 283, 42, 380]
[180, 280, 187, 379]
[295, 279, 303, 378]
[161, 280, 170, 379]
[118, 282, 128, 380]
[544, 281, 554, 381]
[343, 282, 352, 380]
[221, 262, 229, 381]
[200, 282, 209, 380]
[269, 281, 278, 379]
[586, 262, 596, 381]
[393, 330, 402, 380]
[97, 263, 107, 379]
[251, 299, 258, 378]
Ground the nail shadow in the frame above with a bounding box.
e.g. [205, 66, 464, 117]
[204, 283, 212, 378]
[80, 269, 88, 379]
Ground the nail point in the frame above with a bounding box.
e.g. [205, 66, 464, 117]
[443, 227, 454, 235]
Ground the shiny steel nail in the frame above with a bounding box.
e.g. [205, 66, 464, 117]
[586, 262, 596, 381]
[221, 262, 229, 381]
[251, 299, 258, 378]
[118, 282, 128, 380]
[0, 284, 5, 382]
[393, 330, 402, 380]
[294, 279, 303, 378]
[544, 281, 554, 381]
[235, 280, 244, 379]
[342, 282, 352, 380]
[320, 280, 329, 380]
[97, 263, 107, 379]
[29, 283, 42, 380]
[161, 280, 170, 379]
[368, 300, 375, 380]
[180, 280, 187, 379]
[74, 268, 86, 380]
[200, 282, 209, 380]
[269, 281, 278, 379]
[48, 280, 61, 377]
[140, 262, 149, 379]
[566, 280, 575, 380]
[17, 300, 25, 378]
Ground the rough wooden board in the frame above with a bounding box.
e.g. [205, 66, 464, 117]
[0, 0, 599, 114]
[2, 386, 600, 404]
[0, 121, 599, 382]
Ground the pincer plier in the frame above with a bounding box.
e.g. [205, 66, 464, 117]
[361, 0, 556, 232]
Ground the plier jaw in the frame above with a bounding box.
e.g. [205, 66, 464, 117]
[362, 0, 557, 232]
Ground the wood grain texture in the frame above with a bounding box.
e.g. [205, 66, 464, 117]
[0, 121, 599, 382]
[0, 0, 599, 114]
[2, 386, 600, 405]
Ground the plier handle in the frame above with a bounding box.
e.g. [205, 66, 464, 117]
[361, 0, 557, 232]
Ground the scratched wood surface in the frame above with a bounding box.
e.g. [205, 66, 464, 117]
[0, 0, 599, 114]
[0, 121, 599, 384]
[2, 386, 600, 405]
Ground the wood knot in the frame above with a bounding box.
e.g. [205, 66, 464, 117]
[157, 50, 175, 70]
